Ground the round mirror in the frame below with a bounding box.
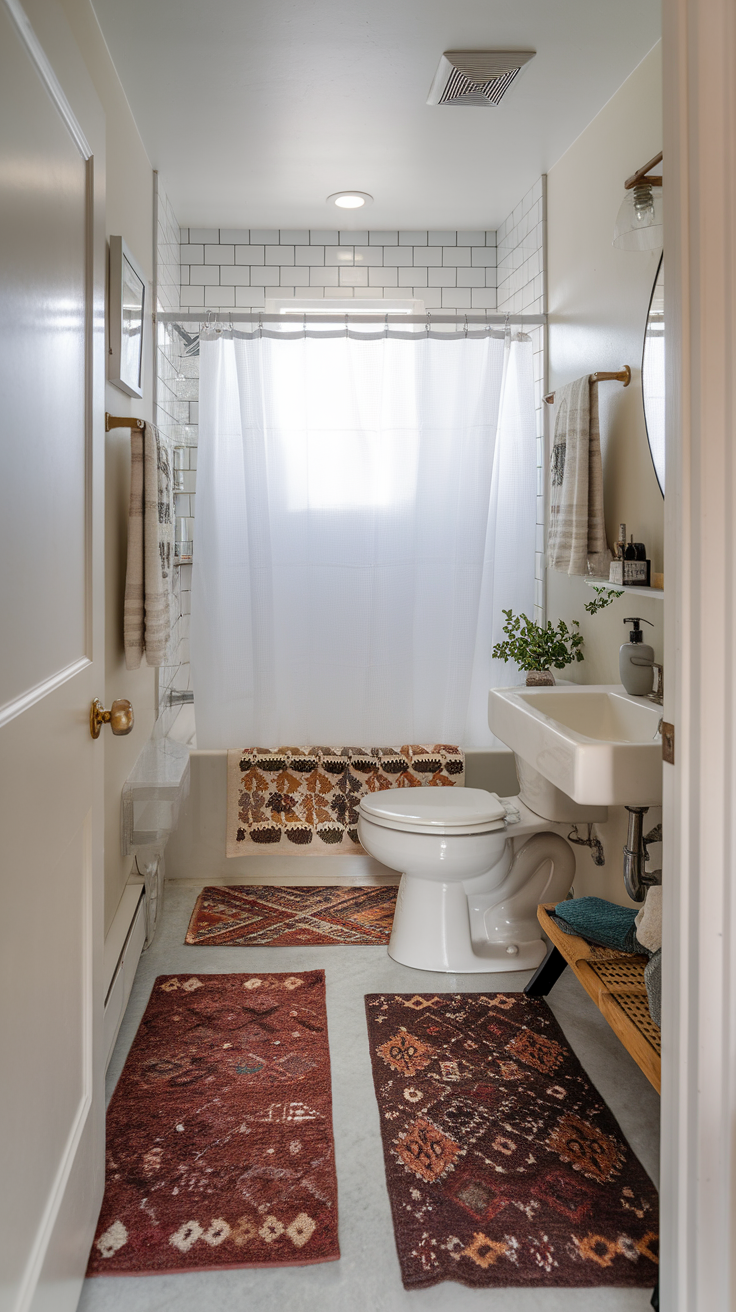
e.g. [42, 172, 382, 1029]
[642, 254, 665, 495]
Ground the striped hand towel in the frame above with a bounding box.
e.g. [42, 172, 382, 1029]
[547, 376, 611, 576]
[123, 422, 175, 668]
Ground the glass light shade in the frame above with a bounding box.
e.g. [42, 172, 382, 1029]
[613, 183, 663, 251]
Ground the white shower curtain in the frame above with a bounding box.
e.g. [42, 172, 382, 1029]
[191, 327, 537, 748]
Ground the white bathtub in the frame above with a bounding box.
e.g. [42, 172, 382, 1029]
[164, 739, 519, 886]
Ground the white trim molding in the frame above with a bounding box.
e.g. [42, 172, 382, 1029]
[0, 658, 90, 730]
[661, 0, 736, 1307]
[2, 0, 91, 161]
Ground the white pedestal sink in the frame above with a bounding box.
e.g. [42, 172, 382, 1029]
[488, 684, 663, 807]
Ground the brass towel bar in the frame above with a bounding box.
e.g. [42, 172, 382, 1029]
[544, 366, 631, 405]
[105, 413, 145, 432]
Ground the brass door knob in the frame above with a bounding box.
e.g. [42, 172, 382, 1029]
[90, 698, 134, 739]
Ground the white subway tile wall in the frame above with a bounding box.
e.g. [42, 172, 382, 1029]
[155, 188, 180, 316]
[153, 181, 192, 732]
[155, 211, 546, 711]
[177, 228, 497, 311]
[496, 176, 547, 625]
[495, 177, 545, 315]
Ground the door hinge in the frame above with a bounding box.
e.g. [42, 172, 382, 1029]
[662, 721, 675, 765]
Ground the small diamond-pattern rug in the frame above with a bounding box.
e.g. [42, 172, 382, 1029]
[365, 992, 658, 1291]
[87, 971, 339, 1276]
[186, 885, 397, 946]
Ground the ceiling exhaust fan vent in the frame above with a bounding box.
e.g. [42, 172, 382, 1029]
[427, 51, 535, 107]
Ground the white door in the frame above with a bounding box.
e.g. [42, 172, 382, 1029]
[660, 0, 736, 1305]
[0, 3, 106, 1310]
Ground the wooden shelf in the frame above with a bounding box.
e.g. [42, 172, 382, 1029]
[538, 904, 661, 1093]
[587, 578, 664, 601]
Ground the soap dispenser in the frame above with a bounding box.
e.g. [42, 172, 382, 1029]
[619, 617, 655, 696]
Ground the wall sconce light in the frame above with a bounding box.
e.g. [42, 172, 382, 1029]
[613, 151, 663, 251]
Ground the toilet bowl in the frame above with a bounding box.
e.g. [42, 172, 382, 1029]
[357, 787, 576, 973]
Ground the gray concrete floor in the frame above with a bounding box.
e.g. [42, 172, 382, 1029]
[78, 882, 659, 1312]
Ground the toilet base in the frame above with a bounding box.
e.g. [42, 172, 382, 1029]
[387, 873, 548, 974]
[388, 935, 548, 974]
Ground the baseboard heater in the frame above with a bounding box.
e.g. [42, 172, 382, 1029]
[103, 880, 146, 1070]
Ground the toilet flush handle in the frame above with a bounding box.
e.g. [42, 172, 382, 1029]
[90, 698, 134, 739]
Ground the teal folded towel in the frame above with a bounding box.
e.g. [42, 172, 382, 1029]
[554, 896, 643, 954]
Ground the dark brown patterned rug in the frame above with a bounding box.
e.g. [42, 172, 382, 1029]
[186, 885, 397, 946]
[88, 971, 339, 1276]
[365, 992, 658, 1291]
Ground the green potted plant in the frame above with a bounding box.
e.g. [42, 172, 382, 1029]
[492, 589, 622, 686]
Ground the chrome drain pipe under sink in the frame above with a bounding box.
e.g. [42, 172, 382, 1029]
[623, 806, 662, 902]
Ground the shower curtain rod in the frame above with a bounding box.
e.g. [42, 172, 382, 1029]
[155, 311, 547, 326]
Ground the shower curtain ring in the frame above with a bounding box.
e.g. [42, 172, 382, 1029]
[464, 314, 468, 338]
[345, 313, 348, 338]
[425, 310, 431, 338]
[258, 313, 263, 339]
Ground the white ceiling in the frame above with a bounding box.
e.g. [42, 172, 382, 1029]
[91, 0, 660, 230]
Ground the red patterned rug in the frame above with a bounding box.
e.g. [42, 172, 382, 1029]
[186, 885, 397, 946]
[365, 992, 658, 1291]
[88, 971, 339, 1276]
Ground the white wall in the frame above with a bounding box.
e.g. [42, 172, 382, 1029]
[546, 42, 664, 684]
[57, 0, 157, 934]
[545, 42, 664, 903]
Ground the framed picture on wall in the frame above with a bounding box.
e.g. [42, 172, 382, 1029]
[108, 235, 146, 397]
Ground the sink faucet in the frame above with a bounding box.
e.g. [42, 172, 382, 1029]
[167, 689, 194, 706]
[648, 663, 664, 706]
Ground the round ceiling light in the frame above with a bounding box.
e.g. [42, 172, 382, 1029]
[327, 191, 373, 209]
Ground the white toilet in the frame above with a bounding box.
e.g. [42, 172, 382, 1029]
[357, 787, 576, 973]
